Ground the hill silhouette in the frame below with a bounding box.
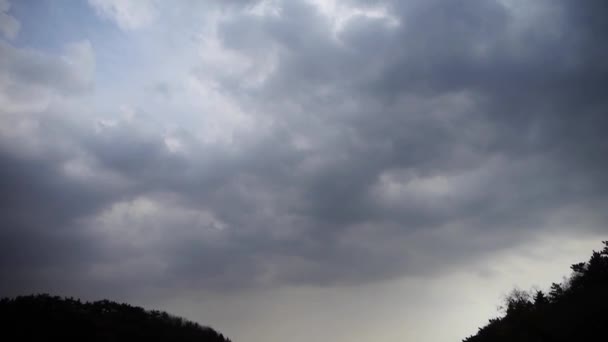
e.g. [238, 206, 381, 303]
[0, 294, 231, 342]
[463, 241, 608, 341]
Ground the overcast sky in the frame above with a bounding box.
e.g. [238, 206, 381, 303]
[1, 0, 607, 341]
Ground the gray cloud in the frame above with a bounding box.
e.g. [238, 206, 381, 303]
[1, 0, 607, 299]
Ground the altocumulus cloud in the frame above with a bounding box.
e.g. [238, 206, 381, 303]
[0, 0, 607, 298]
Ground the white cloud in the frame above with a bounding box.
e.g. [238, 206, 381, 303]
[248, 0, 282, 18]
[307, 0, 400, 38]
[0, 38, 96, 161]
[88, 0, 158, 30]
[0, 39, 95, 124]
[0, 0, 20, 40]
[62, 40, 96, 88]
[90, 194, 228, 250]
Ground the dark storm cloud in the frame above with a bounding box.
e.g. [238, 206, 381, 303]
[1, 0, 608, 297]
[0, 145, 113, 295]
[204, 0, 608, 280]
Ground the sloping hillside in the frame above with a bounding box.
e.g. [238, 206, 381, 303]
[464, 241, 608, 341]
[0, 294, 231, 342]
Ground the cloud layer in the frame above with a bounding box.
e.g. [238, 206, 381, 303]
[1, 0, 607, 298]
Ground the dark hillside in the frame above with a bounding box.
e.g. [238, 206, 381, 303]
[0, 294, 231, 342]
[464, 241, 608, 342]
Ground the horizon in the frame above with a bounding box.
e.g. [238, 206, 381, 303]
[1, 1, 607, 341]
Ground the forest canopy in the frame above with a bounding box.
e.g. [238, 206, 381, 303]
[463, 241, 608, 341]
[0, 294, 231, 342]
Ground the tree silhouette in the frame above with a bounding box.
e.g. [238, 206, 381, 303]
[463, 241, 608, 342]
[0, 294, 232, 342]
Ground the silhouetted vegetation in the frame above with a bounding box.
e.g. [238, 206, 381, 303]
[464, 241, 608, 342]
[0, 294, 231, 342]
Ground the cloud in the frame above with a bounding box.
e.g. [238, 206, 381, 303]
[88, 0, 158, 30]
[0, 0, 19, 40]
[0, 40, 94, 109]
[1, 0, 607, 299]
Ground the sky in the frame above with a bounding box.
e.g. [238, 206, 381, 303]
[0, 0, 607, 341]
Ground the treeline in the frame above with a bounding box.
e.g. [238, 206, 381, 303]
[0, 294, 231, 342]
[464, 241, 608, 341]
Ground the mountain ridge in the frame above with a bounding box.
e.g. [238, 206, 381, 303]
[0, 293, 231, 342]
[463, 241, 608, 341]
